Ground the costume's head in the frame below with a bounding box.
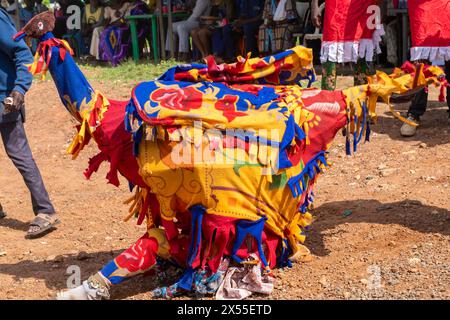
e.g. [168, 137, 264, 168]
[13, 11, 55, 41]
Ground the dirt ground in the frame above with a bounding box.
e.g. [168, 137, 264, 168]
[0, 75, 448, 300]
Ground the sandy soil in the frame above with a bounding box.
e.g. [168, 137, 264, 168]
[0, 75, 448, 300]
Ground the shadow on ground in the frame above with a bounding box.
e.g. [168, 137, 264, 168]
[0, 249, 172, 299]
[305, 199, 450, 257]
[372, 101, 450, 147]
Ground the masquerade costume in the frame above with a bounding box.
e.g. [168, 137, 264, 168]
[17, 11, 447, 299]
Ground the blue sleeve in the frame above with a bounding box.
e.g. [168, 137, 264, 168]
[0, 11, 34, 95]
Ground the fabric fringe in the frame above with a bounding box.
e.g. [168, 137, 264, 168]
[66, 91, 110, 159]
[123, 187, 153, 228]
[287, 151, 328, 198]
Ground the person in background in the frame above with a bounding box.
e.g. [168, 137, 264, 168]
[258, 0, 299, 55]
[399, 0, 450, 136]
[0, 7, 60, 238]
[3, 0, 17, 16]
[19, 0, 35, 28]
[190, 0, 232, 60]
[53, 0, 85, 38]
[209, 0, 235, 62]
[90, 0, 127, 60]
[232, 0, 264, 56]
[165, 0, 211, 62]
[400, 61, 450, 137]
[98, 0, 150, 65]
[34, 0, 48, 14]
[311, 0, 384, 91]
[82, 0, 104, 59]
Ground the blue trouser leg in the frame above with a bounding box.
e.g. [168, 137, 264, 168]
[0, 118, 55, 215]
[211, 28, 224, 57]
[243, 22, 260, 56]
[222, 25, 235, 60]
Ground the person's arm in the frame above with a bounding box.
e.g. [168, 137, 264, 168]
[190, 0, 210, 21]
[0, 11, 33, 109]
[311, 0, 322, 28]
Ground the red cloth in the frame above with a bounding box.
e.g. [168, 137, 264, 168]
[86, 99, 146, 188]
[408, 0, 450, 48]
[322, 0, 378, 42]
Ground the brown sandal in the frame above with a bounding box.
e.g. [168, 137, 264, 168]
[26, 213, 60, 239]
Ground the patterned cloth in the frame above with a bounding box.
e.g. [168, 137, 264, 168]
[258, 0, 299, 54]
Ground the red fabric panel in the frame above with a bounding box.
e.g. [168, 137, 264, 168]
[300, 90, 347, 163]
[323, 0, 378, 42]
[408, 0, 450, 48]
[90, 99, 146, 187]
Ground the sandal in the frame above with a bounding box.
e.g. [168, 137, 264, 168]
[26, 213, 60, 239]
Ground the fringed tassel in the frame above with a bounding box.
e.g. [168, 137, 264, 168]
[67, 117, 91, 159]
[365, 119, 371, 142]
[187, 205, 206, 268]
[277, 239, 293, 268]
[283, 211, 313, 264]
[66, 91, 110, 159]
[231, 216, 270, 271]
[287, 151, 328, 198]
[83, 151, 108, 180]
[123, 187, 153, 228]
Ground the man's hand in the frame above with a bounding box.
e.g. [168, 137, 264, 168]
[311, 0, 322, 28]
[311, 8, 322, 28]
[10, 90, 24, 111]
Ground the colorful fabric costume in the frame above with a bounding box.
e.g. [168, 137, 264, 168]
[16, 11, 449, 299]
[408, 0, 450, 62]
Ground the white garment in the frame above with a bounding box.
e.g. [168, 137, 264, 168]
[90, 26, 105, 59]
[165, 19, 199, 53]
[320, 26, 385, 63]
[165, 0, 211, 53]
[273, 0, 288, 22]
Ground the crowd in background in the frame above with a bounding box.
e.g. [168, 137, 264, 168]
[1, 0, 313, 65]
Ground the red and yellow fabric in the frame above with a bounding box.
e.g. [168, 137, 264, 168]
[159, 46, 315, 86]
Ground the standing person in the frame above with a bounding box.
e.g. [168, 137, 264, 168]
[311, 0, 384, 91]
[0, 7, 60, 238]
[400, 0, 450, 136]
[165, 0, 212, 62]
